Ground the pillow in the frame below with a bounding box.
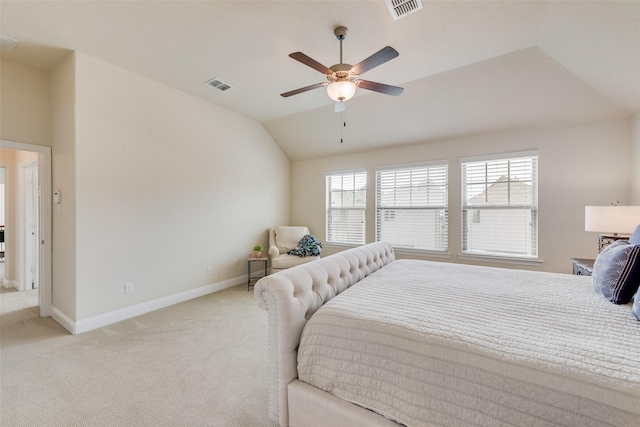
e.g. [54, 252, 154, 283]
[592, 239, 640, 304]
[274, 226, 309, 253]
[287, 234, 323, 257]
[633, 292, 640, 321]
[629, 224, 640, 245]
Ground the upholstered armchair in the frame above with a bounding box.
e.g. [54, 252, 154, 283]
[269, 226, 320, 272]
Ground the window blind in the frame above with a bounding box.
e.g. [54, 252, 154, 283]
[376, 163, 448, 251]
[461, 155, 538, 257]
[326, 171, 366, 244]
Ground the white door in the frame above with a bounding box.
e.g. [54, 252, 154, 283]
[27, 162, 39, 290]
[0, 167, 5, 275]
[20, 161, 39, 291]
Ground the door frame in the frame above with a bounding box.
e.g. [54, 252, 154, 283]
[18, 159, 39, 292]
[0, 140, 52, 317]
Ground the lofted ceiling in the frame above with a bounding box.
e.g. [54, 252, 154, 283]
[1, 1, 639, 161]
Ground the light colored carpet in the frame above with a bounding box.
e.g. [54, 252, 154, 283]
[0, 285, 279, 427]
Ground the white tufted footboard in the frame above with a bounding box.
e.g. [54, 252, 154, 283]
[254, 241, 395, 427]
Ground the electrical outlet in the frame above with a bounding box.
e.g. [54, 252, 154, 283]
[207, 266, 213, 274]
[125, 282, 134, 294]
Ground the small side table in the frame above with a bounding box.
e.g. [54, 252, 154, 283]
[571, 258, 595, 276]
[247, 256, 268, 291]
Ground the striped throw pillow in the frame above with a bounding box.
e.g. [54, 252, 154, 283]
[592, 240, 640, 304]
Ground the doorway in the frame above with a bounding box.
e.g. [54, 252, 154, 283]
[0, 140, 52, 317]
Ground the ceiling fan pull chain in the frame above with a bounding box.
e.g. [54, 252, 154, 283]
[340, 105, 346, 143]
[340, 105, 343, 143]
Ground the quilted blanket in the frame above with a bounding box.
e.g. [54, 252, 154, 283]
[297, 259, 640, 427]
[287, 234, 322, 257]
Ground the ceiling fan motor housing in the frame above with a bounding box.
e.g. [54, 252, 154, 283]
[328, 63, 355, 83]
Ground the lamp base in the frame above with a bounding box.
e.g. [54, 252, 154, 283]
[597, 234, 630, 253]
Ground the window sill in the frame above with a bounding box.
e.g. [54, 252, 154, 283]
[325, 242, 361, 249]
[324, 243, 452, 260]
[394, 248, 452, 259]
[458, 253, 544, 267]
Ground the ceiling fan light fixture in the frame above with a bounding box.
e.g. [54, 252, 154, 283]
[327, 81, 356, 102]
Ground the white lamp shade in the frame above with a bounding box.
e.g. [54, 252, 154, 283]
[585, 206, 640, 234]
[326, 81, 356, 102]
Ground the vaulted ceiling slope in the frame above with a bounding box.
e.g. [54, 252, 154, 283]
[1, 1, 639, 161]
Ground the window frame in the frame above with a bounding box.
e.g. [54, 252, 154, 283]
[460, 151, 539, 262]
[375, 161, 449, 253]
[325, 170, 367, 245]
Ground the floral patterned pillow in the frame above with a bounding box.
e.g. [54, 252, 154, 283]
[287, 234, 323, 257]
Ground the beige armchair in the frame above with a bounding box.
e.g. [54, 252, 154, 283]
[269, 226, 320, 272]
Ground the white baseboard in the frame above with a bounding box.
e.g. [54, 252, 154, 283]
[51, 275, 246, 335]
[51, 306, 75, 333]
[2, 279, 19, 291]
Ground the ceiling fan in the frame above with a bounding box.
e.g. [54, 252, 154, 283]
[280, 26, 404, 104]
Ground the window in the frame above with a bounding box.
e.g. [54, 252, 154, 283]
[326, 171, 366, 244]
[461, 153, 538, 258]
[376, 163, 448, 251]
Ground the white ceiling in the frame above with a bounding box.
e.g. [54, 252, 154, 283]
[1, 1, 639, 161]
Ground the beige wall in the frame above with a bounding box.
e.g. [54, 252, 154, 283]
[72, 53, 290, 320]
[632, 113, 640, 204]
[0, 59, 51, 146]
[50, 52, 77, 318]
[291, 119, 633, 274]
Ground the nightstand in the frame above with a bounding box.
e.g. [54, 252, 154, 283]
[247, 256, 268, 291]
[571, 258, 595, 276]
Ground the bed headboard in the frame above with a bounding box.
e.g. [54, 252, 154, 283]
[254, 241, 395, 426]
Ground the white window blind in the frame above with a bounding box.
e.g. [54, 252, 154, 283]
[376, 163, 448, 251]
[326, 171, 366, 244]
[461, 154, 538, 257]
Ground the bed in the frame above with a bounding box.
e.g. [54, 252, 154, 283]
[254, 241, 640, 427]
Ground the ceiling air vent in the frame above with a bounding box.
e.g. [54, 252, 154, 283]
[204, 77, 232, 92]
[385, 0, 423, 20]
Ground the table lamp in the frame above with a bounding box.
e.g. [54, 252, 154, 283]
[585, 205, 640, 252]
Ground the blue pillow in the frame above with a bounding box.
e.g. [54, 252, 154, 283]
[592, 239, 640, 304]
[633, 292, 640, 321]
[629, 224, 640, 245]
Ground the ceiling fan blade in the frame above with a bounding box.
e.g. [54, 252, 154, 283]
[351, 46, 399, 75]
[280, 82, 327, 98]
[289, 52, 334, 75]
[356, 80, 404, 96]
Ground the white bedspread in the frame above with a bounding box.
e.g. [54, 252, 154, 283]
[297, 259, 640, 427]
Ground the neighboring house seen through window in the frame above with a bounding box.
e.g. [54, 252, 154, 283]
[461, 153, 538, 258]
[375, 162, 448, 252]
[326, 171, 366, 245]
